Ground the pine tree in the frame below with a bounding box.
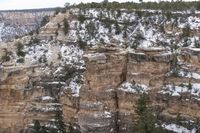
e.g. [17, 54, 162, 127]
[135, 94, 165, 133]
[34, 120, 41, 131]
[78, 14, 86, 23]
[54, 98, 66, 133]
[182, 24, 190, 38]
[194, 118, 200, 133]
[115, 22, 121, 35]
[63, 18, 69, 34]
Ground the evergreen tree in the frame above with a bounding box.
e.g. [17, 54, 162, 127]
[116, 9, 121, 18]
[55, 109, 66, 133]
[68, 123, 81, 133]
[63, 18, 69, 34]
[34, 120, 41, 131]
[171, 53, 179, 76]
[41, 16, 49, 27]
[115, 22, 121, 35]
[78, 14, 86, 23]
[135, 94, 165, 133]
[86, 21, 96, 36]
[194, 118, 200, 133]
[182, 24, 190, 38]
[194, 39, 200, 48]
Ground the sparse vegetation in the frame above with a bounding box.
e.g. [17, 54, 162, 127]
[135, 93, 165, 133]
[16, 42, 26, 57]
[16, 58, 25, 63]
[182, 24, 191, 38]
[115, 22, 121, 35]
[78, 38, 87, 50]
[63, 18, 69, 34]
[40, 15, 50, 27]
[86, 21, 96, 36]
[165, 11, 172, 20]
[54, 102, 67, 133]
[73, 1, 200, 11]
[135, 10, 143, 18]
[170, 53, 179, 76]
[1, 54, 10, 62]
[194, 39, 200, 48]
[78, 14, 86, 23]
[1, 50, 11, 62]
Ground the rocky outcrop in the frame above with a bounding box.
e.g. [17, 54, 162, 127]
[79, 46, 200, 133]
[78, 47, 127, 133]
[1, 44, 200, 132]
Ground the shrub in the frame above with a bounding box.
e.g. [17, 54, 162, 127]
[17, 50, 26, 57]
[101, 18, 115, 30]
[61, 8, 66, 14]
[63, 65, 78, 80]
[182, 25, 190, 38]
[32, 38, 40, 44]
[78, 14, 86, 23]
[116, 9, 121, 18]
[165, 11, 172, 20]
[57, 23, 61, 28]
[135, 94, 165, 133]
[135, 10, 143, 18]
[86, 21, 96, 36]
[55, 30, 58, 36]
[40, 15, 49, 27]
[17, 58, 25, 63]
[54, 7, 61, 15]
[115, 22, 121, 35]
[160, 24, 165, 33]
[16, 42, 26, 57]
[197, 2, 200, 10]
[1, 54, 10, 62]
[194, 39, 200, 48]
[63, 18, 69, 34]
[78, 38, 87, 50]
[170, 53, 179, 76]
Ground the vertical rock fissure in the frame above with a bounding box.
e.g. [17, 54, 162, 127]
[114, 53, 128, 133]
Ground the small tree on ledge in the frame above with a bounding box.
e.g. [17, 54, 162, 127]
[135, 93, 165, 133]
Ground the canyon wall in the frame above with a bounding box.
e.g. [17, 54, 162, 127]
[0, 8, 200, 133]
[0, 9, 54, 42]
[79, 46, 200, 133]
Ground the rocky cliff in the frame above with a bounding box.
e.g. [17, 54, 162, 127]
[80, 46, 200, 133]
[0, 7, 200, 133]
[0, 9, 54, 42]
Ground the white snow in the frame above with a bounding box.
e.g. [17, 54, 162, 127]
[104, 111, 112, 118]
[84, 53, 107, 61]
[179, 70, 200, 80]
[119, 82, 149, 94]
[67, 75, 83, 97]
[162, 123, 196, 133]
[41, 96, 54, 101]
[160, 83, 200, 97]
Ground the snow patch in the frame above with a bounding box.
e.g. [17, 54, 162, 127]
[119, 82, 149, 93]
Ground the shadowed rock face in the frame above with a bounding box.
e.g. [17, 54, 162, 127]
[0, 9, 54, 42]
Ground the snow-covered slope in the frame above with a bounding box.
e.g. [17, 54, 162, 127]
[66, 8, 200, 49]
[0, 10, 54, 42]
